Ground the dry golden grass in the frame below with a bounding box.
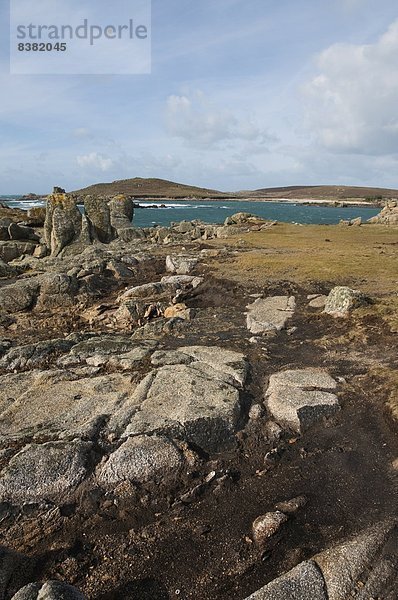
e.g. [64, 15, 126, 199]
[211, 223, 398, 294]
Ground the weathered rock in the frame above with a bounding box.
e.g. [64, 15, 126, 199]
[274, 495, 307, 514]
[324, 286, 369, 317]
[44, 194, 83, 256]
[36, 273, 78, 309]
[245, 560, 327, 600]
[0, 258, 17, 278]
[118, 282, 164, 302]
[368, 200, 398, 225]
[0, 279, 40, 313]
[84, 196, 113, 243]
[63, 337, 157, 370]
[160, 274, 203, 289]
[109, 347, 248, 452]
[0, 440, 92, 504]
[0, 338, 74, 371]
[0, 371, 134, 443]
[0, 547, 25, 599]
[26, 206, 46, 227]
[177, 345, 248, 388]
[246, 296, 296, 334]
[252, 511, 288, 546]
[308, 295, 327, 309]
[166, 255, 198, 275]
[225, 212, 268, 226]
[163, 303, 192, 320]
[265, 369, 339, 433]
[314, 521, 397, 600]
[8, 223, 40, 242]
[97, 435, 184, 487]
[0, 226, 10, 241]
[0, 241, 37, 262]
[118, 276, 203, 304]
[11, 580, 85, 599]
[109, 195, 134, 240]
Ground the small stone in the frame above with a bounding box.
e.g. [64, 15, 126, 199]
[252, 511, 288, 546]
[275, 495, 307, 514]
[308, 295, 327, 309]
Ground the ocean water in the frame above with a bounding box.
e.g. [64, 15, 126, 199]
[1, 196, 380, 227]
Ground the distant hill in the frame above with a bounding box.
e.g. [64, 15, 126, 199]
[71, 177, 229, 198]
[245, 185, 398, 201]
[70, 178, 398, 202]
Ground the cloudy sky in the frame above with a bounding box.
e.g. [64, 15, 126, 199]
[1, 0, 398, 193]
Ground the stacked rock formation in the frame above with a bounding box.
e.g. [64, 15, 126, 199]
[43, 188, 136, 255]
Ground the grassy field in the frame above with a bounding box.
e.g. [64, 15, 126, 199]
[211, 223, 398, 294]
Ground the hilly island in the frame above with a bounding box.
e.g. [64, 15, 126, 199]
[69, 177, 398, 203]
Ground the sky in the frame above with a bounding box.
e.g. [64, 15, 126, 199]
[1, 0, 398, 193]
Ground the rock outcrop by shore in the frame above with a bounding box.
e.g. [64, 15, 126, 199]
[0, 191, 396, 599]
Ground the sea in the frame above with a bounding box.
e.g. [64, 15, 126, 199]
[0, 196, 380, 227]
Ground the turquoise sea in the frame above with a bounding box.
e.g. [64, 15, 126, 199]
[0, 196, 380, 227]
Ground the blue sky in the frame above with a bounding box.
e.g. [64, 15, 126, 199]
[1, 0, 398, 193]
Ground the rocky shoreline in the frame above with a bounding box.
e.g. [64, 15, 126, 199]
[0, 191, 397, 599]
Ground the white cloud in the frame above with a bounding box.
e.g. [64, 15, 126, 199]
[303, 20, 398, 155]
[165, 92, 273, 147]
[76, 152, 114, 172]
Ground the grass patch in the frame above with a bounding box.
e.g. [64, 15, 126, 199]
[211, 223, 398, 294]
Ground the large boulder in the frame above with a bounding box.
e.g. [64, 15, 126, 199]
[36, 273, 78, 309]
[265, 368, 340, 433]
[0, 241, 37, 262]
[323, 286, 369, 317]
[8, 223, 39, 242]
[84, 196, 114, 243]
[44, 193, 83, 256]
[109, 346, 248, 453]
[109, 194, 134, 234]
[0, 279, 40, 313]
[26, 207, 46, 227]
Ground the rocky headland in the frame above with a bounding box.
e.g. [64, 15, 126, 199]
[0, 190, 397, 599]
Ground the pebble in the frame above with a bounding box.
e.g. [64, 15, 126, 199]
[252, 511, 288, 546]
[275, 495, 307, 514]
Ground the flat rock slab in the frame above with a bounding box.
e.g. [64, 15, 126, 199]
[11, 581, 85, 599]
[166, 255, 198, 275]
[314, 521, 397, 600]
[0, 440, 92, 504]
[151, 345, 248, 388]
[245, 560, 327, 600]
[120, 365, 241, 453]
[0, 372, 134, 444]
[265, 368, 340, 433]
[61, 336, 158, 369]
[97, 435, 185, 487]
[246, 296, 296, 334]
